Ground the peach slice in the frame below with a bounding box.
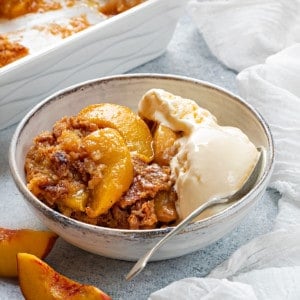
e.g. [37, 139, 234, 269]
[17, 253, 111, 300]
[0, 228, 58, 277]
[83, 128, 133, 218]
[154, 191, 178, 223]
[78, 103, 154, 162]
[153, 124, 179, 166]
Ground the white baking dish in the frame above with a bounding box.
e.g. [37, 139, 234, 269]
[0, 0, 187, 130]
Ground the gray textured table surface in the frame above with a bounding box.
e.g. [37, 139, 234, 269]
[0, 12, 279, 300]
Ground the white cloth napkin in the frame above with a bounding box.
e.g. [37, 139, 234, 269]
[187, 0, 300, 72]
[149, 1, 300, 299]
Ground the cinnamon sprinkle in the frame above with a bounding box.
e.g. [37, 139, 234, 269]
[33, 15, 91, 38]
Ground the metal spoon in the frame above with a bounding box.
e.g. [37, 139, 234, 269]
[125, 147, 265, 281]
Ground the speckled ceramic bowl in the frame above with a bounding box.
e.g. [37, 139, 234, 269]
[9, 74, 274, 261]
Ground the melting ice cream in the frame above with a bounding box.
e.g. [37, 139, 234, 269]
[138, 89, 259, 220]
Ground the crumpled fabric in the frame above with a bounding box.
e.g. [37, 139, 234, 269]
[187, 0, 300, 72]
[149, 1, 300, 299]
[149, 278, 257, 300]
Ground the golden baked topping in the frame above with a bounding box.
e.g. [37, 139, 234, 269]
[0, 0, 61, 19]
[25, 104, 178, 230]
[0, 35, 29, 67]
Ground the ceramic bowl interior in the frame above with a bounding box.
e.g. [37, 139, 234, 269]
[9, 74, 274, 261]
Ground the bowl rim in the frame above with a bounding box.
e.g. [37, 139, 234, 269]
[9, 73, 275, 238]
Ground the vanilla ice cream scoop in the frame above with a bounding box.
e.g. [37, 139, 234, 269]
[138, 88, 216, 134]
[139, 89, 259, 220]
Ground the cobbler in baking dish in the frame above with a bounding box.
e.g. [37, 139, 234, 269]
[0, 0, 144, 67]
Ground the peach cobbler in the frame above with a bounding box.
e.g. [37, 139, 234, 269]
[25, 89, 260, 229]
[25, 103, 179, 230]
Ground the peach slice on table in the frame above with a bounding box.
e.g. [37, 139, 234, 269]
[78, 103, 154, 163]
[17, 253, 111, 300]
[0, 228, 58, 277]
[153, 124, 179, 166]
[83, 128, 133, 218]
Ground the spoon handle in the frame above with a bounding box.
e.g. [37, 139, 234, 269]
[125, 148, 264, 281]
[125, 196, 228, 281]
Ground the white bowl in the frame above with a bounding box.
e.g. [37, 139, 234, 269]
[0, 0, 187, 130]
[9, 74, 274, 261]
